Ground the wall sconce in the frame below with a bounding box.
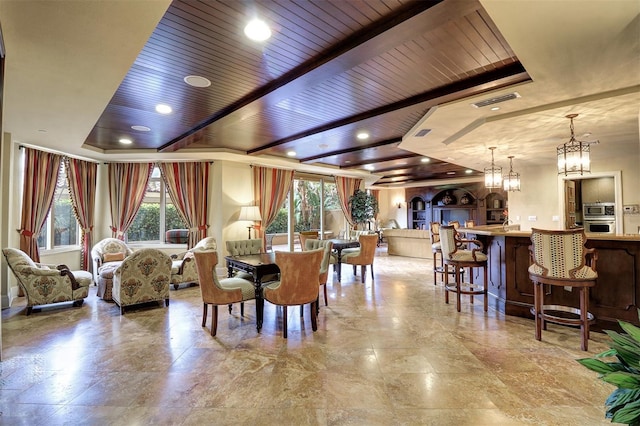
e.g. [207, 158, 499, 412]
[395, 199, 405, 209]
[238, 205, 262, 239]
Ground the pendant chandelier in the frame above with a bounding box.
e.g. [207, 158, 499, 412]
[484, 147, 502, 190]
[557, 113, 592, 175]
[503, 156, 521, 191]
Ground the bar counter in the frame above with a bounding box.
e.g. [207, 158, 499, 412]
[462, 225, 640, 330]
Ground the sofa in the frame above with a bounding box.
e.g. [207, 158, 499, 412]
[384, 229, 431, 259]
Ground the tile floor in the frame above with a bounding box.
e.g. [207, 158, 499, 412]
[1, 247, 613, 425]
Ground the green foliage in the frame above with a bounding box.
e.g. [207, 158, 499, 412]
[265, 208, 288, 234]
[128, 203, 186, 242]
[578, 310, 640, 425]
[349, 189, 378, 227]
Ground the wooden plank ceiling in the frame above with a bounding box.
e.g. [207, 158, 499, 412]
[83, 0, 530, 186]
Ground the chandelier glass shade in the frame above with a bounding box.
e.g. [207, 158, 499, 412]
[503, 156, 521, 191]
[557, 113, 592, 175]
[484, 147, 502, 189]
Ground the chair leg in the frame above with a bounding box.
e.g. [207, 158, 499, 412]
[580, 287, 589, 351]
[228, 304, 232, 314]
[241, 302, 245, 317]
[165, 298, 169, 307]
[310, 301, 318, 331]
[444, 263, 450, 304]
[25, 306, 33, 316]
[353, 265, 356, 276]
[455, 266, 461, 312]
[483, 265, 488, 312]
[469, 267, 474, 305]
[283, 306, 288, 339]
[202, 303, 208, 327]
[300, 305, 304, 317]
[370, 264, 374, 280]
[433, 251, 437, 285]
[323, 284, 328, 306]
[211, 305, 218, 336]
[361, 266, 366, 283]
[534, 281, 542, 341]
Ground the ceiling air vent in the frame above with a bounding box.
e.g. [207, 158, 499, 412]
[471, 92, 521, 108]
[414, 128, 431, 137]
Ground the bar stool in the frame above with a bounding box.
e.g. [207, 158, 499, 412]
[430, 222, 443, 285]
[528, 228, 597, 351]
[439, 225, 488, 312]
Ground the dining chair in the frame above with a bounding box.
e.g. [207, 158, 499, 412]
[193, 250, 256, 336]
[304, 239, 334, 307]
[264, 249, 324, 338]
[342, 234, 378, 283]
[299, 230, 320, 251]
[430, 221, 443, 285]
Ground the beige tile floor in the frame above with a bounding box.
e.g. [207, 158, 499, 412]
[1, 246, 614, 425]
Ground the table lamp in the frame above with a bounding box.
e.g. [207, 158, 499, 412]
[238, 206, 262, 239]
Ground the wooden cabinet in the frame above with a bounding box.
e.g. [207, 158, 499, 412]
[485, 192, 506, 224]
[408, 197, 428, 229]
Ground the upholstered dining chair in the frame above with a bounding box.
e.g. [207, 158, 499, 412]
[2, 247, 92, 315]
[193, 250, 256, 336]
[439, 225, 488, 312]
[225, 238, 278, 283]
[299, 230, 320, 251]
[342, 234, 378, 283]
[528, 228, 598, 351]
[304, 239, 334, 307]
[264, 249, 324, 338]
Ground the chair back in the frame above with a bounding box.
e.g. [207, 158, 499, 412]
[268, 249, 324, 305]
[439, 225, 458, 260]
[193, 236, 218, 251]
[225, 239, 263, 256]
[529, 228, 597, 279]
[449, 220, 460, 229]
[299, 231, 320, 250]
[193, 250, 243, 305]
[91, 238, 133, 264]
[305, 239, 334, 276]
[464, 220, 475, 228]
[429, 222, 441, 243]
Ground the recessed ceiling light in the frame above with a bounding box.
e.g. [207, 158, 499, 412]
[287, 151, 296, 157]
[184, 75, 211, 88]
[119, 138, 132, 145]
[420, 157, 430, 163]
[318, 143, 329, 149]
[356, 132, 369, 140]
[155, 104, 172, 114]
[345, 160, 351, 164]
[131, 125, 151, 132]
[447, 171, 455, 175]
[490, 106, 500, 111]
[38, 129, 47, 133]
[364, 164, 375, 171]
[244, 18, 271, 42]
[465, 169, 473, 174]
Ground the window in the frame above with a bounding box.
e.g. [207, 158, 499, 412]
[37, 163, 79, 250]
[126, 167, 186, 243]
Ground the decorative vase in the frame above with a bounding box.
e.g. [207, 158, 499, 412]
[441, 191, 456, 205]
[460, 193, 471, 205]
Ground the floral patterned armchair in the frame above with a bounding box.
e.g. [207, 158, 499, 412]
[2, 247, 92, 315]
[112, 248, 172, 315]
[170, 236, 218, 290]
[91, 238, 134, 282]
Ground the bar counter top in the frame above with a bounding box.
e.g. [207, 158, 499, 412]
[463, 224, 640, 241]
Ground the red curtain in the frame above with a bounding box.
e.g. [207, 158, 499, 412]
[252, 166, 294, 243]
[18, 148, 62, 262]
[108, 162, 153, 239]
[64, 157, 97, 271]
[334, 176, 362, 228]
[159, 162, 210, 249]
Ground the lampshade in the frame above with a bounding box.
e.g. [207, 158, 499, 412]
[557, 113, 592, 175]
[238, 205, 262, 222]
[503, 156, 521, 192]
[484, 147, 502, 189]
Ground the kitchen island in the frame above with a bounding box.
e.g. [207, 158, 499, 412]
[462, 225, 640, 330]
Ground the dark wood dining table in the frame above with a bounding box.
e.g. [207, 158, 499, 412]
[224, 252, 279, 332]
[328, 239, 360, 282]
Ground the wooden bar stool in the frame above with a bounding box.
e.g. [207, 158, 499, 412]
[430, 222, 443, 285]
[439, 225, 488, 312]
[528, 228, 597, 351]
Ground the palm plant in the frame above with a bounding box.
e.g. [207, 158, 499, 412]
[578, 311, 640, 425]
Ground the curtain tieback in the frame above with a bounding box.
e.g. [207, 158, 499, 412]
[83, 226, 93, 233]
[110, 226, 124, 238]
[17, 228, 34, 237]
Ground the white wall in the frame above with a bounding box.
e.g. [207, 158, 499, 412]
[375, 188, 408, 228]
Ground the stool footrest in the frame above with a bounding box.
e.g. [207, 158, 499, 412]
[445, 283, 485, 296]
[530, 304, 595, 327]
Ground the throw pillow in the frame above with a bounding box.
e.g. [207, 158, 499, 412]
[103, 252, 125, 263]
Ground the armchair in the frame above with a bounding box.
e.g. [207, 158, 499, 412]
[225, 239, 277, 282]
[91, 238, 133, 282]
[2, 248, 92, 315]
[112, 248, 172, 315]
[343, 234, 378, 283]
[169, 236, 218, 290]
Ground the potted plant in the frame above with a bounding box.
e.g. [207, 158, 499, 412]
[349, 189, 379, 230]
[578, 310, 640, 425]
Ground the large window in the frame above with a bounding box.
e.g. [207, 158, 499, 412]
[126, 167, 186, 243]
[37, 164, 79, 250]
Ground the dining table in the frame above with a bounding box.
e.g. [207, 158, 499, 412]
[224, 252, 279, 332]
[328, 238, 360, 282]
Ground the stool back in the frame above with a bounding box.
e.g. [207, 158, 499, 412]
[529, 228, 597, 279]
[429, 222, 441, 243]
[439, 225, 458, 260]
